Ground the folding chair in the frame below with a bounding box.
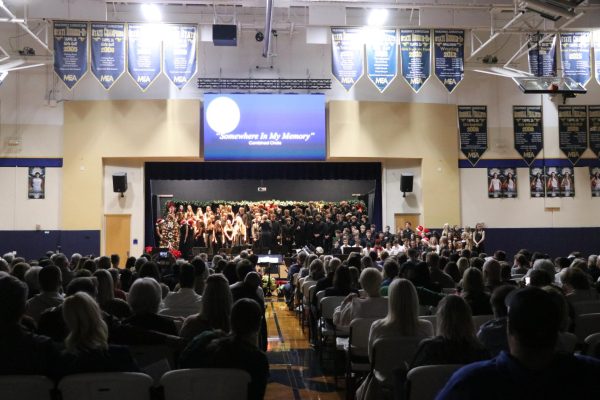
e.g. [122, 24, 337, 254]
[59, 372, 153, 400]
[160, 368, 251, 400]
[371, 336, 422, 397]
[572, 301, 600, 316]
[405, 364, 463, 400]
[472, 314, 494, 333]
[0, 375, 54, 400]
[318, 295, 346, 381]
[338, 318, 378, 400]
[584, 332, 600, 358]
[575, 313, 600, 342]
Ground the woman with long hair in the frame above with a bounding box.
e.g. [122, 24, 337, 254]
[58, 292, 138, 376]
[411, 295, 489, 368]
[92, 270, 131, 319]
[180, 274, 233, 341]
[461, 267, 493, 315]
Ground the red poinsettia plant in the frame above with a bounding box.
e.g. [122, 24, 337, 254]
[144, 246, 182, 259]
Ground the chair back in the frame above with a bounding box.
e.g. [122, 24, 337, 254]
[557, 332, 578, 354]
[302, 281, 315, 303]
[584, 332, 600, 358]
[472, 314, 494, 333]
[0, 375, 54, 400]
[160, 368, 251, 400]
[572, 301, 600, 316]
[575, 313, 600, 341]
[406, 364, 463, 400]
[419, 315, 436, 327]
[371, 337, 422, 386]
[58, 372, 153, 400]
[316, 290, 326, 304]
[349, 318, 378, 359]
[320, 296, 345, 320]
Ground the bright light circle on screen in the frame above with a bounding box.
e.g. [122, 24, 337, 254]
[205, 96, 240, 135]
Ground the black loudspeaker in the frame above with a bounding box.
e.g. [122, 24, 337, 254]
[212, 25, 237, 46]
[400, 174, 414, 195]
[112, 173, 127, 194]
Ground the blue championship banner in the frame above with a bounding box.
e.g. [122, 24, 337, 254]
[458, 106, 488, 167]
[400, 29, 431, 93]
[560, 32, 592, 87]
[127, 23, 162, 91]
[90, 23, 125, 90]
[433, 29, 464, 93]
[528, 33, 556, 77]
[163, 24, 197, 90]
[331, 27, 364, 91]
[594, 31, 600, 85]
[513, 105, 543, 166]
[589, 105, 600, 159]
[53, 21, 88, 90]
[365, 28, 397, 93]
[558, 105, 588, 166]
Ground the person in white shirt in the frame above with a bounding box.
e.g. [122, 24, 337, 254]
[160, 263, 202, 318]
[333, 267, 388, 328]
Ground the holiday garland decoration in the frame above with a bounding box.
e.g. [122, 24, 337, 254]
[162, 199, 367, 216]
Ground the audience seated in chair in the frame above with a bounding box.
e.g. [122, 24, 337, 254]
[56, 292, 139, 377]
[437, 287, 600, 399]
[93, 269, 132, 320]
[460, 268, 493, 316]
[161, 263, 203, 318]
[179, 298, 270, 400]
[0, 274, 61, 379]
[124, 278, 178, 336]
[24, 265, 64, 324]
[411, 295, 489, 368]
[477, 285, 516, 357]
[333, 267, 387, 328]
[181, 274, 232, 341]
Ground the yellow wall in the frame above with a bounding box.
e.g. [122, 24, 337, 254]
[328, 100, 460, 227]
[63, 99, 459, 231]
[62, 100, 200, 229]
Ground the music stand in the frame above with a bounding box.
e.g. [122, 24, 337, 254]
[257, 254, 283, 297]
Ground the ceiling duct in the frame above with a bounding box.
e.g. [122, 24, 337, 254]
[519, 0, 583, 20]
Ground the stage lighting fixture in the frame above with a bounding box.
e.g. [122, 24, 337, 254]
[368, 9, 389, 26]
[255, 31, 264, 42]
[141, 3, 162, 22]
[519, 0, 577, 20]
[0, 71, 7, 87]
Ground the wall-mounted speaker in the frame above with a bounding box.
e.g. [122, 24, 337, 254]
[212, 24, 237, 46]
[400, 174, 413, 197]
[112, 173, 127, 196]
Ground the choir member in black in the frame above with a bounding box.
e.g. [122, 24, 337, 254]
[179, 220, 194, 259]
[281, 217, 295, 255]
[364, 230, 375, 248]
[305, 216, 315, 247]
[335, 213, 347, 233]
[269, 213, 282, 249]
[313, 214, 325, 248]
[323, 213, 334, 253]
[259, 215, 272, 250]
[402, 221, 414, 239]
[294, 215, 306, 248]
[237, 206, 251, 243]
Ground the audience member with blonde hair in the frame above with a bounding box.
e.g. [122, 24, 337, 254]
[411, 295, 489, 368]
[93, 269, 131, 319]
[333, 267, 387, 328]
[58, 292, 138, 376]
[181, 273, 233, 340]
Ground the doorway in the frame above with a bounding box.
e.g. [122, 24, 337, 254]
[394, 213, 421, 234]
[105, 214, 131, 266]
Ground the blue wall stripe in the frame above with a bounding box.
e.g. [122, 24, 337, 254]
[459, 158, 600, 168]
[0, 158, 63, 167]
[0, 230, 100, 260]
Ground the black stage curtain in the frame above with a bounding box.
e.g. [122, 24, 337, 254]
[144, 162, 383, 247]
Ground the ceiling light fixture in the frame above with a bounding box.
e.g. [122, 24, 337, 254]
[141, 3, 162, 22]
[368, 9, 389, 27]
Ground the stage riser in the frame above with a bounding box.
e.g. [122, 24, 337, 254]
[0, 230, 100, 260]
